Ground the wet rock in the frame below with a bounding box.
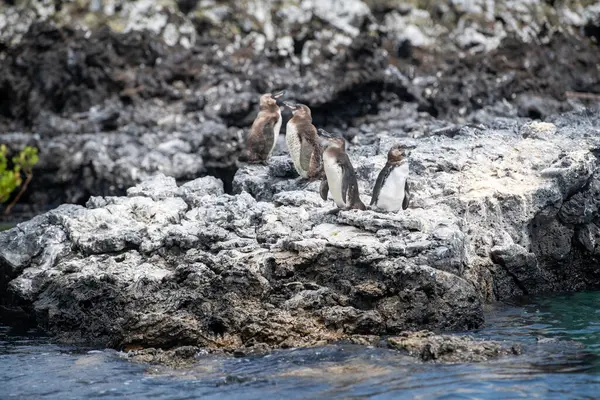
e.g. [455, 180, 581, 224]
[535, 336, 585, 349]
[122, 346, 203, 368]
[387, 331, 522, 363]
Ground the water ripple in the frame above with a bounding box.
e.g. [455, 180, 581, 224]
[3, 291, 600, 399]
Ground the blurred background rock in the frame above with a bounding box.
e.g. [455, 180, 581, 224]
[0, 0, 599, 219]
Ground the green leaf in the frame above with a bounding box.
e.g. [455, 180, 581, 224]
[1, 145, 39, 205]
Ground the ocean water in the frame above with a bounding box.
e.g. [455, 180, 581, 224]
[2, 291, 600, 399]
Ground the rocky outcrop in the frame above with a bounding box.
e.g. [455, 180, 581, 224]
[2, 0, 598, 53]
[387, 331, 522, 363]
[1, 110, 599, 354]
[122, 330, 522, 368]
[0, 19, 400, 211]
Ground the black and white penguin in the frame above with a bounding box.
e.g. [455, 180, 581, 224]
[241, 90, 285, 164]
[318, 129, 366, 210]
[370, 144, 412, 212]
[283, 102, 323, 179]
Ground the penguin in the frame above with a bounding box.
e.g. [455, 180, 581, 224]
[241, 90, 285, 164]
[370, 144, 412, 212]
[283, 102, 323, 180]
[318, 128, 366, 211]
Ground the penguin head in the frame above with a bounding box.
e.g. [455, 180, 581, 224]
[318, 128, 345, 150]
[284, 102, 312, 119]
[260, 90, 285, 111]
[271, 90, 286, 99]
[387, 144, 414, 162]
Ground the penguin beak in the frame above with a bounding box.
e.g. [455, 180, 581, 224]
[283, 102, 297, 111]
[318, 128, 333, 147]
[271, 90, 286, 99]
[317, 128, 333, 138]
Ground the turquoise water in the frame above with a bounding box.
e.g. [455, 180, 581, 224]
[2, 291, 600, 399]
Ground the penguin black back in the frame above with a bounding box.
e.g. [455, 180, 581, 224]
[319, 129, 366, 210]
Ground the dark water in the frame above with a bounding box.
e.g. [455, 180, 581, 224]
[3, 292, 600, 399]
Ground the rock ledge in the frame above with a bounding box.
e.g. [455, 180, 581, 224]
[1, 110, 599, 359]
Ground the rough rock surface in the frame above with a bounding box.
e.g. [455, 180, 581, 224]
[1, 110, 599, 355]
[123, 330, 521, 368]
[387, 331, 522, 363]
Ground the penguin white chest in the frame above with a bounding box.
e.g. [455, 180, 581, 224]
[377, 163, 409, 212]
[285, 122, 306, 177]
[323, 152, 345, 207]
[270, 113, 282, 156]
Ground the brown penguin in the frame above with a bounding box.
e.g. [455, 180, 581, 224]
[283, 102, 323, 180]
[241, 90, 285, 164]
[318, 129, 366, 210]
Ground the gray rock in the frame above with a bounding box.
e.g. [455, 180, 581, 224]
[308, 0, 372, 37]
[1, 0, 600, 362]
[576, 223, 600, 254]
[490, 244, 543, 290]
[0, 204, 81, 276]
[387, 331, 522, 363]
[2, 0, 597, 216]
[126, 174, 180, 200]
[2, 110, 600, 356]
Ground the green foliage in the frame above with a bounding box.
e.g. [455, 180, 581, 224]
[0, 145, 39, 206]
[13, 145, 39, 175]
[0, 145, 22, 204]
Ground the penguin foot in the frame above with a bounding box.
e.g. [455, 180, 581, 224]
[299, 181, 313, 190]
[346, 202, 366, 211]
[244, 159, 268, 165]
[294, 177, 311, 189]
[325, 208, 341, 215]
[371, 208, 391, 214]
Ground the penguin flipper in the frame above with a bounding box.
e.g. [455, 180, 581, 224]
[402, 179, 410, 210]
[319, 179, 329, 201]
[341, 155, 358, 205]
[299, 136, 313, 172]
[370, 164, 392, 206]
[307, 148, 323, 179]
[262, 119, 276, 155]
